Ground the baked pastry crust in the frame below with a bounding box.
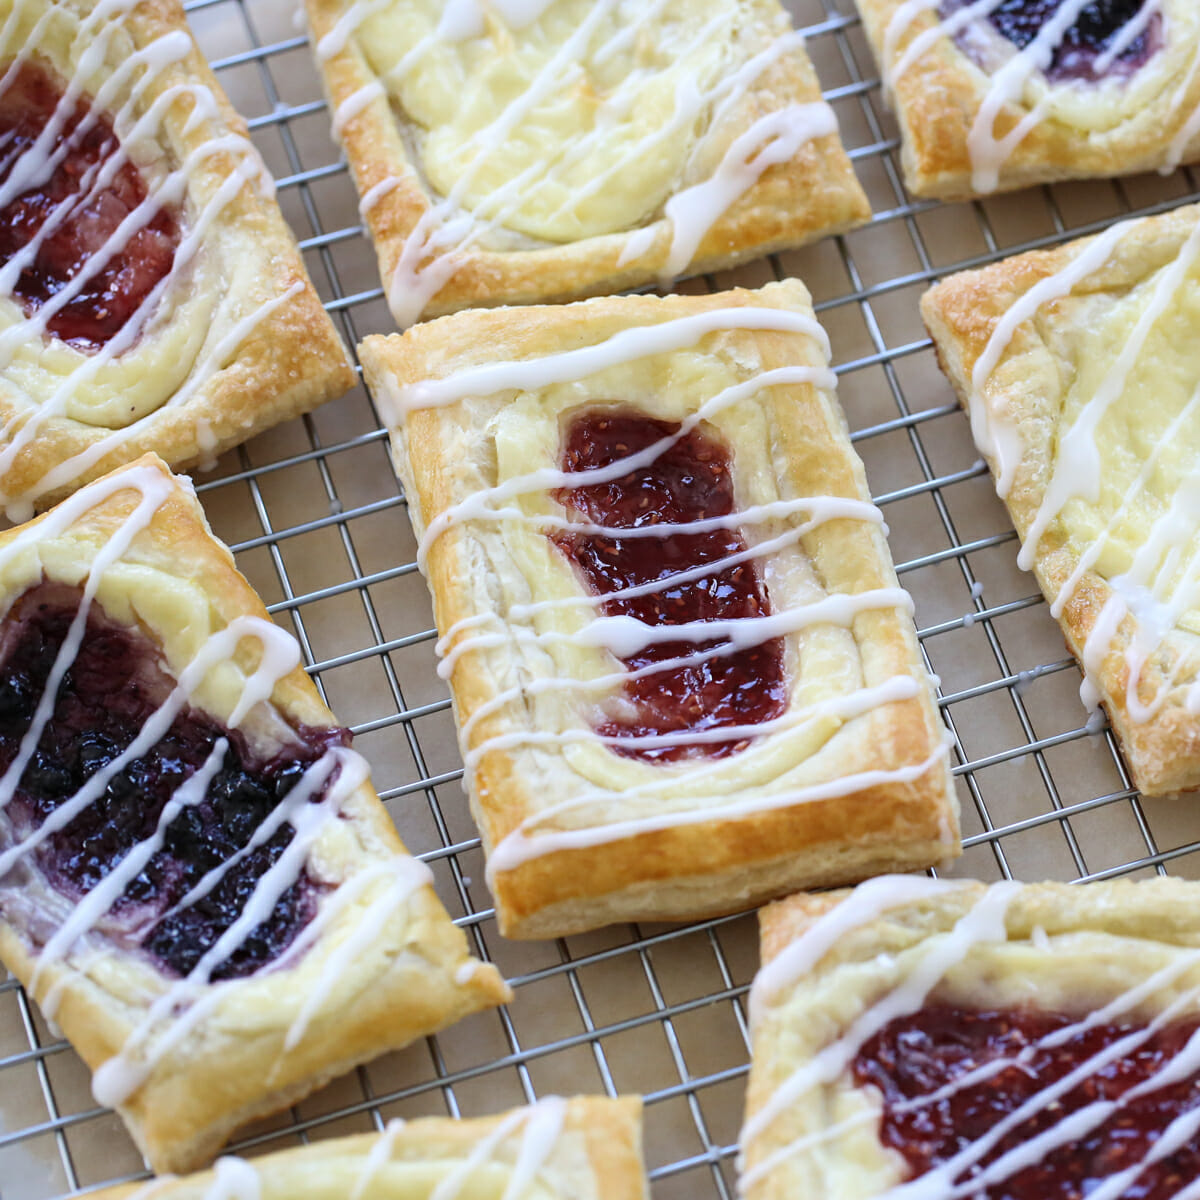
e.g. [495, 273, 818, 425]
[855, 0, 1200, 199]
[359, 279, 959, 940]
[741, 874, 1200, 1199]
[922, 201, 1200, 796]
[0, 0, 354, 519]
[0, 454, 510, 1174]
[304, 0, 870, 326]
[86, 1095, 648, 1200]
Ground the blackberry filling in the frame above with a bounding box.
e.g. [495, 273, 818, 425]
[0, 584, 346, 980]
[942, 0, 1160, 83]
[0, 57, 181, 349]
[553, 411, 787, 762]
[854, 1004, 1200, 1198]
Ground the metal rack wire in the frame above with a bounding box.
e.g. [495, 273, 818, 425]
[5, 0, 1200, 1195]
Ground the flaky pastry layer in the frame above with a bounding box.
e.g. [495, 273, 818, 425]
[742, 875, 1200, 1199]
[0, 0, 354, 518]
[0, 455, 510, 1174]
[922, 201, 1200, 795]
[304, 0, 869, 324]
[86, 1095, 648, 1200]
[855, 0, 1200, 199]
[360, 280, 958, 939]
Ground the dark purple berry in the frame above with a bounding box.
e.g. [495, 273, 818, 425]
[943, 0, 1159, 83]
[0, 585, 349, 980]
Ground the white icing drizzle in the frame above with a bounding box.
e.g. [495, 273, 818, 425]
[280, 855, 432, 1052]
[358, 174, 403, 219]
[159, 1098, 571, 1200]
[333, 80, 386, 136]
[391, 301, 948, 876]
[0, 464, 436, 1116]
[322, 0, 848, 323]
[882, 0, 1178, 194]
[439, 587, 913, 680]
[428, 1096, 568, 1200]
[1094, 0, 1159, 74]
[32, 739, 228, 1019]
[0, 2, 301, 515]
[204, 1158, 261, 1200]
[741, 879, 1022, 1159]
[92, 750, 370, 1108]
[349, 1118, 407, 1200]
[486, 740, 952, 880]
[739, 877, 1200, 1198]
[744, 936, 1200, 1190]
[389, 298, 829, 416]
[1019, 215, 1200, 571]
[747, 874, 969, 1026]
[435, 493, 883, 666]
[965, 0, 1093, 194]
[662, 102, 837, 278]
[968, 219, 1129, 498]
[415, 366, 837, 573]
[961, 203, 1200, 725]
[464, 677, 923, 774]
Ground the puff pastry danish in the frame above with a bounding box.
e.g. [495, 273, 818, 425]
[922, 200, 1200, 796]
[304, 0, 870, 326]
[0, 454, 510, 1174]
[855, 0, 1200, 198]
[85, 1095, 648, 1200]
[359, 280, 959, 940]
[741, 874, 1200, 1200]
[0, 0, 354, 519]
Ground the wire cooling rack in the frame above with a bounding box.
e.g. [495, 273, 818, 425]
[5, 0, 1200, 1195]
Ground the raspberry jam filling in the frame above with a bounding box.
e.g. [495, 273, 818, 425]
[0, 58, 180, 350]
[853, 1005, 1200, 1199]
[941, 0, 1160, 83]
[0, 585, 345, 980]
[553, 411, 787, 762]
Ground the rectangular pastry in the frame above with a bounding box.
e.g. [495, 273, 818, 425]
[304, 0, 870, 325]
[359, 279, 960, 940]
[0, 0, 355, 519]
[0, 454, 510, 1174]
[740, 874, 1200, 1199]
[855, 0, 1200, 198]
[86, 1095, 648, 1200]
[922, 200, 1200, 796]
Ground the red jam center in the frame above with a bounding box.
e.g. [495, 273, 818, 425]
[553, 411, 787, 762]
[853, 1005, 1200, 1199]
[0, 58, 180, 350]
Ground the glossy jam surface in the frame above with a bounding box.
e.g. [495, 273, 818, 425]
[0, 586, 345, 980]
[0, 58, 180, 349]
[554, 411, 787, 762]
[942, 0, 1159, 82]
[853, 1005, 1200, 1199]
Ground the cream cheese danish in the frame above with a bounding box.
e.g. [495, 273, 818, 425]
[855, 0, 1200, 198]
[359, 279, 959, 939]
[305, 0, 871, 325]
[0, 0, 354, 519]
[0, 454, 510, 1174]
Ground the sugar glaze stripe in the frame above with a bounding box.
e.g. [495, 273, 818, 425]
[881, 0, 1200, 193]
[739, 877, 1200, 1198]
[319, 0, 847, 324]
[0, 0, 306, 518]
[0, 464, 433, 1116]
[387, 300, 951, 877]
[962, 205, 1200, 722]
